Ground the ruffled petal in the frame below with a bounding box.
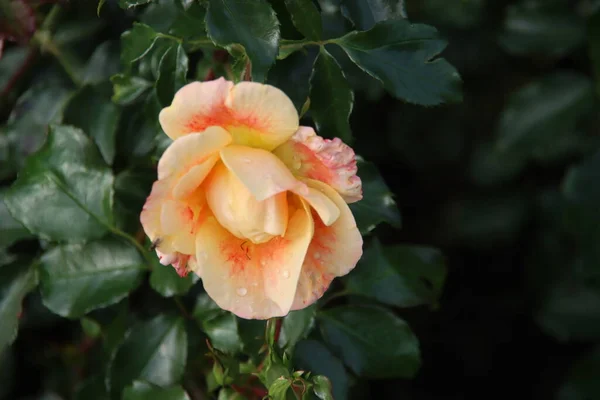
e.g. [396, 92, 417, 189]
[274, 126, 362, 203]
[158, 126, 232, 181]
[220, 145, 305, 202]
[194, 196, 313, 319]
[292, 185, 340, 227]
[291, 179, 363, 310]
[224, 82, 298, 150]
[158, 78, 233, 140]
[205, 162, 289, 244]
[158, 78, 298, 150]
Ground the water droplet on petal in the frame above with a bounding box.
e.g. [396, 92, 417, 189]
[260, 259, 267, 266]
[237, 287, 247, 296]
[243, 158, 252, 164]
[282, 270, 290, 279]
[314, 252, 321, 259]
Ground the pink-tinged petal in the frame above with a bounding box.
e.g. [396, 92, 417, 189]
[224, 82, 298, 150]
[140, 179, 176, 253]
[220, 145, 305, 202]
[172, 155, 219, 199]
[158, 78, 233, 140]
[156, 249, 194, 277]
[292, 184, 340, 226]
[291, 179, 363, 310]
[158, 126, 232, 181]
[205, 162, 289, 244]
[194, 197, 313, 319]
[274, 126, 362, 203]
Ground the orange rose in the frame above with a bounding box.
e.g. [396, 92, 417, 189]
[141, 78, 362, 319]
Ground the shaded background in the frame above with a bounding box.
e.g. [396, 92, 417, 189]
[1, 0, 600, 399]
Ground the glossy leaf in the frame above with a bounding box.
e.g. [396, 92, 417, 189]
[121, 23, 159, 65]
[318, 305, 420, 379]
[342, 0, 407, 30]
[83, 41, 121, 85]
[111, 75, 153, 106]
[346, 239, 446, 307]
[285, 0, 323, 40]
[64, 85, 121, 165]
[80, 317, 102, 338]
[205, 0, 280, 82]
[309, 47, 353, 142]
[193, 294, 241, 354]
[156, 43, 189, 107]
[269, 377, 292, 400]
[498, 3, 585, 58]
[312, 375, 334, 400]
[109, 315, 187, 396]
[349, 160, 401, 234]
[74, 374, 110, 400]
[39, 238, 146, 318]
[0, 188, 32, 248]
[113, 169, 155, 234]
[496, 72, 593, 154]
[0, 259, 37, 350]
[119, 0, 152, 8]
[278, 305, 316, 350]
[334, 19, 462, 105]
[123, 381, 190, 400]
[267, 47, 316, 113]
[4, 125, 114, 242]
[294, 340, 349, 400]
[149, 262, 196, 298]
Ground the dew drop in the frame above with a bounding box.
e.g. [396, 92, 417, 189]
[260, 259, 267, 266]
[282, 270, 290, 279]
[237, 287, 248, 296]
[242, 157, 252, 164]
[314, 252, 321, 259]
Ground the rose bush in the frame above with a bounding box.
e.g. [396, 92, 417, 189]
[142, 78, 363, 319]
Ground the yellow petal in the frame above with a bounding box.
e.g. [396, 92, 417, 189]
[220, 145, 303, 202]
[291, 179, 363, 310]
[205, 162, 288, 243]
[195, 197, 313, 319]
[224, 82, 299, 151]
[293, 184, 340, 226]
[158, 126, 232, 180]
[158, 78, 234, 140]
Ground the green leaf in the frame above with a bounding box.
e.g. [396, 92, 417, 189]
[268, 48, 316, 112]
[0, 189, 33, 248]
[285, 0, 323, 40]
[496, 72, 593, 154]
[278, 305, 316, 349]
[238, 318, 266, 358]
[294, 340, 349, 400]
[342, 0, 407, 30]
[156, 43, 189, 107]
[498, 3, 585, 58]
[149, 261, 196, 297]
[121, 23, 160, 65]
[217, 388, 246, 400]
[193, 293, 242, 354]
[1, 78, 72, 179]
[80, 317, 102, 338]
[123, 381, 190, 400]
[0, 47, 29, 94]
[39, 238, 146, 318]
[205, 0, 280, 82]
[346, 239, 446, 307]
[312, 375, 333, 400]
[74, 374, 110, 400]
[334, 19, 462, 105]
[83, 41, 120, 85]
[111, 75, 153, 106]
[309, 47, 353, 142]
[4, 125, 114, 242]
[563, 150, 600, 208]
[558, 346, 600, 400]
[113, 169, 155, 234]
[0, 260, 37, 350]
[590, 10, 600, 96]
[349, 160, 401, 234]
[269, 377, 292, 400]
[63, 85, 121, 165]
[109, 315, 187, 396]
[318, 305, 420, 379]
[97, 0, 106, 15]
[119, 0, 152, 9]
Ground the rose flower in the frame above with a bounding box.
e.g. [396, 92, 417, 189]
[141, 78, 363, 319]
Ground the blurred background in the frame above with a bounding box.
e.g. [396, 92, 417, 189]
[1, 0, 600, 399]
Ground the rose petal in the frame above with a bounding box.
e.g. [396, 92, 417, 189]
[291, 179, 363, 310]
[274, 126, 362, 203]
[292, 184, 340, 226]
[194, 197, 313, 319]
[220, 145, 303, 202]
[158, 126, 232, 180]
